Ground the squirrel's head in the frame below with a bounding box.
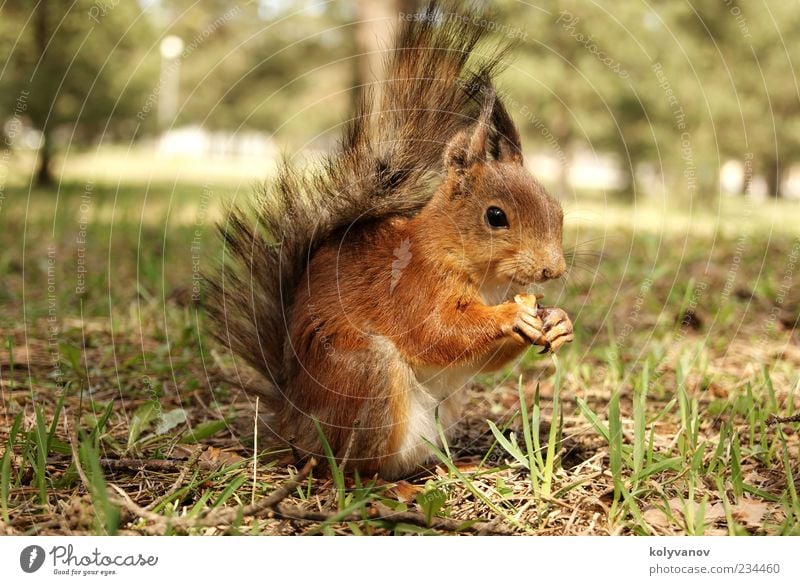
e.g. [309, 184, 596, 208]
[425, 88, 565, 296]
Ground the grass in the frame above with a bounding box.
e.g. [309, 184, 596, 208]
[0, 158, 798, 535]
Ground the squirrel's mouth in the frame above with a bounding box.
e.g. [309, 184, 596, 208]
[509, 274, 536, 288]
[479, 276, 530, 305]
[507, 275, 540, 296]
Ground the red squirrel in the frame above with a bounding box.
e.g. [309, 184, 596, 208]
[207, 0, 574, 479]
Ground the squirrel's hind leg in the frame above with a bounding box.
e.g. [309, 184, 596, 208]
[278, 330, 420, 479]
[279, 332, 461, 480]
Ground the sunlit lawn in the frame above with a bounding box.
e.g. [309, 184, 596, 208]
[1, 148, 798, 534]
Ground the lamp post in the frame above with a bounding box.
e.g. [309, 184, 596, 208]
[158, 35, 184, 129]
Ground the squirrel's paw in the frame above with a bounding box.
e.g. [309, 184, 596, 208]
[538, 307, 574, 353]
[502, 295, 546, 347]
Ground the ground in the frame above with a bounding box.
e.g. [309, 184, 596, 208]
[1, 155, 799, 535]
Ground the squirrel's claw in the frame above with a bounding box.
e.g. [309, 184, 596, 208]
[537, 306, 574, 354]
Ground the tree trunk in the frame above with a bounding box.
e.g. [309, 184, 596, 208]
[764, 156, 782, 198]
[33, 2, 53, 187]
[36, 130, 53, 187]
[622, 160, 639, 201]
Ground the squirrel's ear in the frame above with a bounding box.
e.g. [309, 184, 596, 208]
[490, 98, 523, 165]
[467, 89, 495, 163]
[443, 89, 496, 174]
[443, 131, 470, 173]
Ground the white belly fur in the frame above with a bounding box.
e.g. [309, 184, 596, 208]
[385, 362, 479, 476]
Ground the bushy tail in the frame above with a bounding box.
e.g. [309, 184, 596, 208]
[205, 1, 512, 397]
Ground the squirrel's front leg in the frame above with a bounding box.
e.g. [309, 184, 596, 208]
[400, 294, 548, 367]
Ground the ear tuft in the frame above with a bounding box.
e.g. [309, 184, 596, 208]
[466, 87, 496, 164]
[443, 88, 496, 175]
[490, 96, 523, 164]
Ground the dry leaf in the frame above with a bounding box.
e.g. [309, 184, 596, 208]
[731, 500, 769, 529]
[644, 498, 726, 532]
[385, 481, 424, 502]
[199, 446, 243, 468]
[453, 459, 481, 473]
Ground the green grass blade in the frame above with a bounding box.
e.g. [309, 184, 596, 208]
[486, 420, 529, 470]
[632, 361, 648, 484]
[34, 405, 49, 505]
[179, 419, 228, 444]
[577, 398, 610, 442]
[531, 382, 545, 470]
[517, 377, 540, 496]
[79, 438, 120, 535]
[542, 360, 562, 498]
[608, 389, 623, 503]
[730, 431, 743, 501]
[313, 417, 345, 510]
[1, 412, 24, 523]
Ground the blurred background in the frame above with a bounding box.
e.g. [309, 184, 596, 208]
[1, 0, 799, 199]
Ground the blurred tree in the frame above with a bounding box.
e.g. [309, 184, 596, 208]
[666, 0, 800, 198]
[156, 0, 359, 147]
[730, 2, 800, 197]
[1, 0, 797, 198]
[0, 0, 157, 186]
[493, 0, 641, 197]
[493, 0, 800, 200]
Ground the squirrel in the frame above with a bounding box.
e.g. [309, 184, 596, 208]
[206, 0, 574, 480]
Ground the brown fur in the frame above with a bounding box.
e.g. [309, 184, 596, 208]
[205, 1, 569, 479]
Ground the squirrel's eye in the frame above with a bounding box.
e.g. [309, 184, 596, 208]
[485, 206, 509, 228]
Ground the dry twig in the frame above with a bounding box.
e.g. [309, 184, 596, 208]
[767, 413, 800, 425]
[145, 447, 203, 511]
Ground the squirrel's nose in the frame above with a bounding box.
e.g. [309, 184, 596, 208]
[542, 254, 566, 280]
[542, 267, 560, 280]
